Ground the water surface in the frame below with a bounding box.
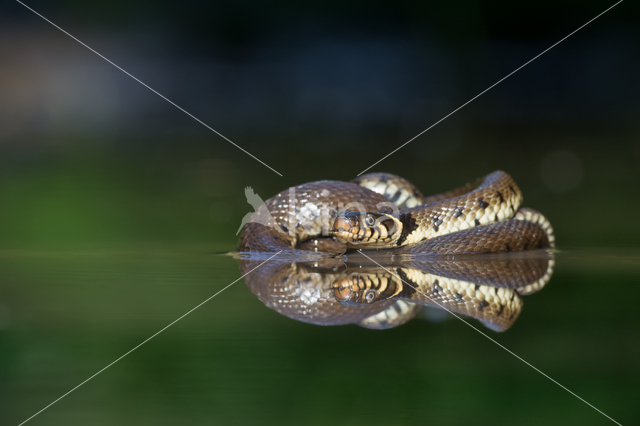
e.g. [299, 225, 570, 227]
[0, 247, 638, 425]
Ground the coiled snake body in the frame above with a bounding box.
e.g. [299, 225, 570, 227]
[238, 171, 554, 255]
[238, 171, 555, 330]
[239, 253, 554, 331]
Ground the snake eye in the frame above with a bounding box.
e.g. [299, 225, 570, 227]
[365, 215, 375, 226]
[364, 289, 377, 303]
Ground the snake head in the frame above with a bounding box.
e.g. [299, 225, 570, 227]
[332, 273, 402, 305]
[331, 211, 401, 248]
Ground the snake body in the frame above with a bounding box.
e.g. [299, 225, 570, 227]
[239, 253, 554, 331]
[238, 171, 554, 255]
[238, 171, 554, 330]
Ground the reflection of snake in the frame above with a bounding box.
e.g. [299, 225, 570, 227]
[238, 253, 554, 331]
[238, 171, 554, 254]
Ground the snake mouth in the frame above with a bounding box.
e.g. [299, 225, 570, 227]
[333, 274, 403, 305]
[331, 211, 401, 247]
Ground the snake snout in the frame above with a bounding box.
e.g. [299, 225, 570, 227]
[332, 216, 354, 233]
[332, 282, 356, 303]
[332, 282, 370, 305]
[331, 211, 364, 243]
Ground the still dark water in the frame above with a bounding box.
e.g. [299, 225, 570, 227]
[0, 247, 638, 425]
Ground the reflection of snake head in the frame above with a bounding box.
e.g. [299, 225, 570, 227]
[332, 273, 403, 305]
[331, 211, 402, 248]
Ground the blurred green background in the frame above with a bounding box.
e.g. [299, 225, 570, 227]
[1, 1, 639, 425]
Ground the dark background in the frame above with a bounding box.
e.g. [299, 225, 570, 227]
[1, 0, 639, 248]
[0, 1, 639, 425]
